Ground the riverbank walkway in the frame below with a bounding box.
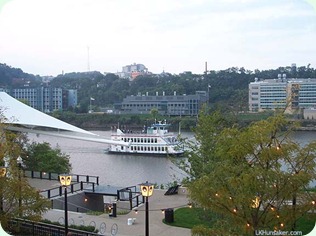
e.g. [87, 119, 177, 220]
[28, 178, 191, 236]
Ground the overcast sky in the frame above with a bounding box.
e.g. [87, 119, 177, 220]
[0, 0, 315, 76]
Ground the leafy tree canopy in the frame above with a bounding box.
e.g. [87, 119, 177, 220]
[0, 112, 50, 226]
[181, 111, 316, 235]
[23, 142, 71, 173]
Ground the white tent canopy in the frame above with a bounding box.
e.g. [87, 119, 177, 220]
[0, 91, 93, 135]
[0, 92, 128, 146]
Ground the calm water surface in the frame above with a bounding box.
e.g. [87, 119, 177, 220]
[28, 130, 190, 188]
[27, 130, 315, 188]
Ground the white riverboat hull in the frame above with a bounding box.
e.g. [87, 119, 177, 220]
[107, 121, 184, 156]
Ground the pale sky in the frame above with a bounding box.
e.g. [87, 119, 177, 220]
[0, 0, 315, 76]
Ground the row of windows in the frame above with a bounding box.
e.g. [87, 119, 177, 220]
[123, 103, 188, 107]
[122, 137, 158, 143]
[129, 146, 167, 152]
[260, 94, 286, 97]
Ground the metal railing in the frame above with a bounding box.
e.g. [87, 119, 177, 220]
[117, 186, 144, 210]
[8, 218, 100, 236]
[25, 170, 99, 185]
[40, 181, 98, 199]
[25, 170, 100, 199]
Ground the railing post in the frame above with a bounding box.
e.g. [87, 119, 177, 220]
[49, 172, 52, 180]
[59, 186, 62, 196]
[97, 176, 99, 185]
[31, 171, 34, 178]
[48, 190, 51, 199]
[92, 183, 95, 192]
[80, 181, 83, 190]
[40, 171, 43, 179]
[86, 175, 89, 183]
[71, 184, 74, 193]
[77, 175, 79, 183]
[129, 191, 132, 210]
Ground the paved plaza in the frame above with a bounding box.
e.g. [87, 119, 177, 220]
[28, 178, 191, 236]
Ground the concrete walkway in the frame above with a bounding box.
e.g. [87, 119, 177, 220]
[29, 178, 191, 236]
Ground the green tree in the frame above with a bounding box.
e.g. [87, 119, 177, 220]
[0, 114, 50, 227]
[150, 108, 159, 120]
[185, 112, 316, 235]
[23, 142, 71, 173]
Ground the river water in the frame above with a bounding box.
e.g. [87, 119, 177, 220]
[27, 130, 190, 188]
[27, 130, 315, 188]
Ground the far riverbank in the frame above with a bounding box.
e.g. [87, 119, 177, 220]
[52, 111, 316, 131]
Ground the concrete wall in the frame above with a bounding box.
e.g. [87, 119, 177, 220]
[52, 192, 104, 213]
[304, 108, 316, 120]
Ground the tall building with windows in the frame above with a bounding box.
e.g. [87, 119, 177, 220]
[249, 75, 316, 113]
[0, 87, 77, 113]
[116, 91, 208, 116]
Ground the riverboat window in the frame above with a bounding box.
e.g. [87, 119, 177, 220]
[162, 147, 164, 151]
[144, 147, 147, 151]
[131, 146, 133, 151]
[155, 138, 157, 143]
[158, 147, 160, 151]
[121, 146, 124, 150]
[155, 147, 157, 151]
[137, 138, 140, 142]
[137, 146, 140, 151]
[141, 147, 143, 151]
[141, 138, 143, 143]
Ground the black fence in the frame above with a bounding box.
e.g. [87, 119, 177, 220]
[40, 181, 98, 199]
[25, 170, 100, 199]
[25, 170, 99, 185]
[8, 218, 100, 236]
[117, 186, 144, 210]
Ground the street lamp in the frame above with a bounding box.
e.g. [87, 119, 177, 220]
[17, 156, 23, 218]
[59, 174, 72, 236]
[140, 181, 154, 236]
[0, 167, 6, 213]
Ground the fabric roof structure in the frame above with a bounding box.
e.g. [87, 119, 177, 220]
[0, 92, 93, 134]
[0, 92, 128, 146]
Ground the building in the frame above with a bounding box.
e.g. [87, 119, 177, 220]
[116, 91, 208, 116]
[303, 108, 316, 119]
[0, 87, 77, 113]
[116, 63, 149, 80]
[249, 75, 316, 113]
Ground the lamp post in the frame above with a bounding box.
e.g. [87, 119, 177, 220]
[0, 167, 6, 213]
[59, 174, 72, 236]
[17, 156, 23, 218]
[140, 181, 154, 236]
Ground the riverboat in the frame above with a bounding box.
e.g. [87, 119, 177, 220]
[107, 121, 184, 156]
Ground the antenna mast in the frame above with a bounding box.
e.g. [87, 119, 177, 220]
[87, 46, 90, 72]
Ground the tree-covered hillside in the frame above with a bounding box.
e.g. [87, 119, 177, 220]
[0, 63, 41, 87]
[1, 63, 316, 113]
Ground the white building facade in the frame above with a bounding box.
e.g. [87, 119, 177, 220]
[249, 76, 316, 113]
